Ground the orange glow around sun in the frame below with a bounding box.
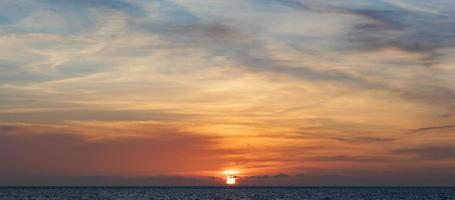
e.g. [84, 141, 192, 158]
[223, 169, 240, 185]
[223, 170, 240, 175]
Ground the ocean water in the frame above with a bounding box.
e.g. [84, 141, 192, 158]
[0, 187, 454, 200]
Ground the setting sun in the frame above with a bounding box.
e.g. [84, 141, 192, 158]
[226, 176, 236, 185]
[223, 170, 240, 185]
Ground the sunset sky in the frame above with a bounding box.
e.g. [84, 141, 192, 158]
[1, 0, 455, 186]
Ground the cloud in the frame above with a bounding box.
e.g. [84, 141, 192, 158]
[329, 136, 397, 144]
[0, 109, 189, 123]
[410, 125, 455, 133]
[146, 19, 383, 92]
[245, 173, 290, 179]
[345, 3, 455, 66]
[158, 1, 455, 118]
[0, 0, 144, 32]
[307, 155, 387, 162]
[393, 145, 455, 160]
[0, 0, 455, 186]
[383, 0, 443, 15]
[0, 123, 241, 182]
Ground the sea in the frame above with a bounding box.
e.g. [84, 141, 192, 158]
[0, 187, 454, 200]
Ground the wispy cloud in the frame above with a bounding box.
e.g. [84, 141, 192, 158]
[1, 0, 455, 185]
[410, 125, 455, 133]
[393, 145, 455, 160]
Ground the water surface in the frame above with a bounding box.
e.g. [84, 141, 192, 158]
[0, 187, 454, 200]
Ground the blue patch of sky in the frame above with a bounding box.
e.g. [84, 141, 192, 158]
[0, 0, 146, 35]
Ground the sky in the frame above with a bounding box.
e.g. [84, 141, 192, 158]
[0, 0, 455, 186]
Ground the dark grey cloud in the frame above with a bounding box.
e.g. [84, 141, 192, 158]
[135, 2, 455, 117]
[329, 136, 397, 144]
[53, 0, 135, 8]
[328, 4, 455, 114]
[246, 175, 271, 179]
[272, 173, 291, 178]
[307, 155, 387, 162]
[253, 0, 307, 10]
[347, 7, 455, 66]
[395, 83, 455, 115]
[241, 169, 455, 186]
[145, 20, 386, 91]
[241, 172, 343, 186]
[410, 125, 455, 133]
[297, 129, 398, 144]
[154, 22, 236, 42]
[393, 145, 455, 160]
[313, 4, 455, 112]
[254, 1, 454, 74]
[40, 0, 145, 16]
[246, 173, 290, 179]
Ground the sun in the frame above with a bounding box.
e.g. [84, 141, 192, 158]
[226, 175, 236, 185]
[223, 169, 240, 185]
